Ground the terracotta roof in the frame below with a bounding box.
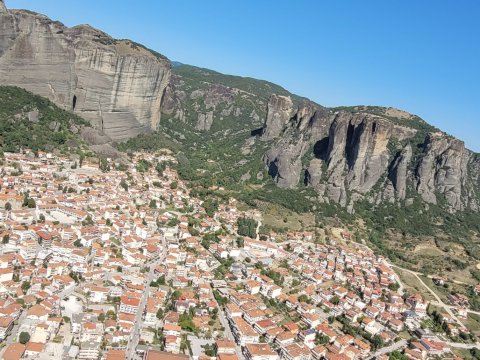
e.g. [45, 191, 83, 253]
[2, 343, 26, 360]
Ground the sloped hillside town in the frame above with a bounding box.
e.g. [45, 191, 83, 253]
[0, 150, 478, 360]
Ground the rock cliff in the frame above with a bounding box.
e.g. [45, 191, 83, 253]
[261, 100, 480, 212]
[1, 1, 478, 217]
[157, 62, 479, 215]
[0, 3, 170, 141]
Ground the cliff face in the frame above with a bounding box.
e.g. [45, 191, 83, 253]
[261, 98, 480, 212]
[160, 63, 480, 214]
[0, 4, 170, 140]
[1, 1, 478, 215]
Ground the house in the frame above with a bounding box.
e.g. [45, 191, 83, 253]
[0, 268, 14, 283]
[26, 305, 49, 322]
[231, 317, 259, 346]
[243, 343, 279, 360]
[1, 343, 26, 360]
[281, 343, 312, 360]
[89, 286, 109, 303]
[143, 350, 189, 360]
[164, 335, 181, 354]
[24, 342, 45, 357]
[216, 339, 236, 354]
[163, 323, 181, 337]
[119, 295, 140, 315]
[275, 331, 296, 348]
[0, 316, 14, 340]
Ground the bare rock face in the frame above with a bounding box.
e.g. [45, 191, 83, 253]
[263, 99, 332, 190]
[264, 136, 306, 188]
[261, 98, 480, 212]
[345, 116, 393, 193]
[316, 112, 393, 201]
[196, 112, 214, 131]
[0, 6, 171, 141]
[261, 95, 294, 140]
[416, 133, 469, 210]
[388, 144, 412, 200]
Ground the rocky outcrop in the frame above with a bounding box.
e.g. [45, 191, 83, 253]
[261, 101, 480, 212]
[264, 136, 307, 188]
[416, 134, 469, 210]
[0, 4, 170, 140]
[196, 111, 214, 131]
[261, 95, 294, 140]
[388, 144, 412, 201]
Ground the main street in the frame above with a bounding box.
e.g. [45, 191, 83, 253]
[125, 232, 167, 360]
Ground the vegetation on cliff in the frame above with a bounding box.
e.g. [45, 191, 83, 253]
[0, 86, 89, 155]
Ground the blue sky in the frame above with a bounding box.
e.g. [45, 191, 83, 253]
[7, 0, 480, 151]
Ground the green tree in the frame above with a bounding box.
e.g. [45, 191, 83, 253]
[136, 159, 151, 173]
[4, 202, 11, 211]
[389, 351, 408, 360]
[236, 237, 244, 248]
[19, 332, 30, 344]
[236, 217, 258, 238]
[99, 158, 110, 172]
[388, 282, 400, 291]
[156, 308, 164, 320]
[372, 334, 384, 350]
[21, 281, 31, 293]
[120, 179, 128, 191]
[315, 333, 330, 345]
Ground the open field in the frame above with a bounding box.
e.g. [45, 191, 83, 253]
[453, 348, 475, 359]
[251, 201, 315, 233]
[395, 268, 436, 301]
[465, 313, 480, 337]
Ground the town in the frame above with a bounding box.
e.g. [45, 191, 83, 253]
[0, 150, 478, 360]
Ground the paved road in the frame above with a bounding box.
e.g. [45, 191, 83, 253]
[368, 339, 407, 359]
[390, 264, 465, 327]
[5, 310, 27, 344]
[125, 234, 167, 360]
[437, 302, 480, 317]
[255, 220, 262, 241]
[217, 306, 245, 360]
[447, 341, 480, 349]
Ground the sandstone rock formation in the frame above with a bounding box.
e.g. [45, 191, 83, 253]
[0, 3, 170, 140]
[415, 134, 469, 210]
[261, 101, 480, 212]
[261, 95, 294, 140]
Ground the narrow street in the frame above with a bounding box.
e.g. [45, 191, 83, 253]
[368, 339, 407, 359]
[125, 233, 167, 359]
[447, 341, 480, 349]
[217, 306, 245, 360]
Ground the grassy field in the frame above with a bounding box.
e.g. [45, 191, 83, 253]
[251, 201, 315, 233]
[465, 313, 480, 337]
[395, 268, 436, 301]
[452, 348, 475, 359]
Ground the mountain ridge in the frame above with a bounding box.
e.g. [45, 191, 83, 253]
[1, 1, 480, 269]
